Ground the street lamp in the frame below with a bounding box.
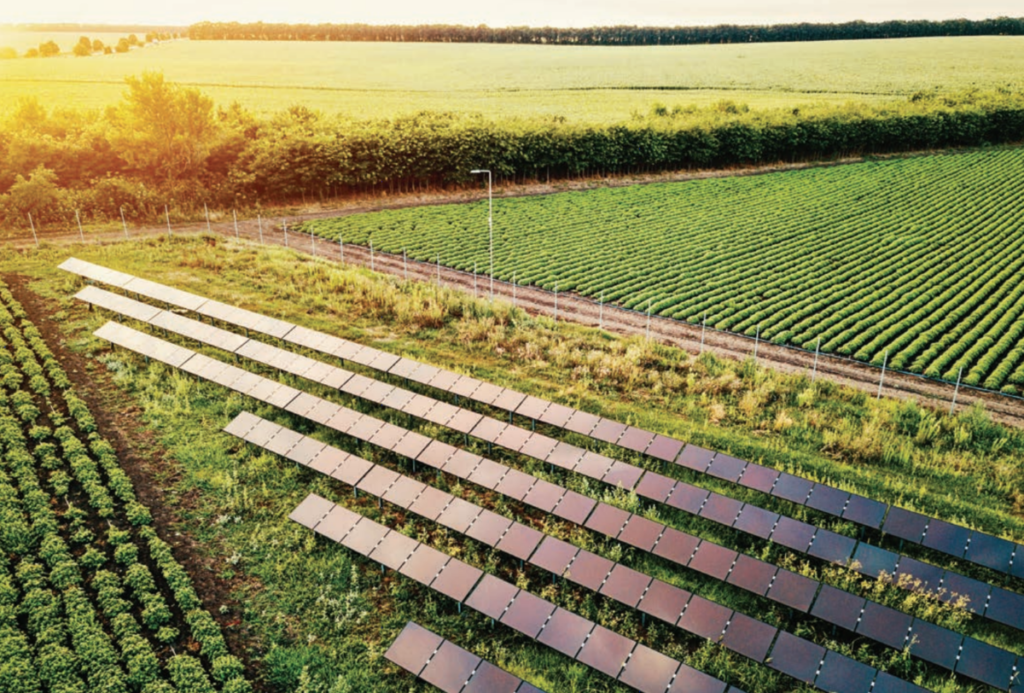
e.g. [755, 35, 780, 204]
[470, 169, 493, 299]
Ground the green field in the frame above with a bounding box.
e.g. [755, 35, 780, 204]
[303, 147, 1024, 393]
[1, 36, 1022, 120]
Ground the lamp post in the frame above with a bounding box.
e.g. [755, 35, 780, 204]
[470, 169, 493, 299]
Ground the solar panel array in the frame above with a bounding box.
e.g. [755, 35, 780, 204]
[94, 320, 1022, 691]
[76, 283, 1024, 637]
[385, 621, 547, 693]
[229, 411, 930, 693]
[60, 258, 1024, 583]
[292, 493, 735, 693]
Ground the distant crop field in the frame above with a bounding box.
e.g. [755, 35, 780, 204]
[304, 147, 1024, 393]
[1, 36, 1022, 121]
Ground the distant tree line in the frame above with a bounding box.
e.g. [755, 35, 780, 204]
[3, 23, 185, 34]
[0, 32, 175, 60]
[1, 73, 1023, 230]
[188, 17, 1024, 45]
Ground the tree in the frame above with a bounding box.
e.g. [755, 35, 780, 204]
[38, 41, 60, 57]
[24, 48, 39, 58]
[0, 166, 63, 224]
[127, 34, 140, 46]
[104, 46, 113, 54]
[0, 47, 17, 60]
[115, 38, 130, 53]
[92, 39, 105, 52]
[73, 37, 92, 57]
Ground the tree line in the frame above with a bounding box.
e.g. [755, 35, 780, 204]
[2, 73, 1023, 230]
[0, 32, 175, 60]
[188, 17, 1024, 45]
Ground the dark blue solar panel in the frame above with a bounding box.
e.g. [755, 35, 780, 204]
[850, 542, 899, 579]
[893, 556, 944, 591]
[706, 454, 747, 482]
[882, 507, 930, 543]
[687, 542, 738, 581]
[767, 631, 824, 683]
[810, 585, 864, 631]
[986, 587, 1024, 630]
[770, 517, 816, 552]
[736, 463, 779, 494]
[699, 493, 744, 526]
[856, 602, 912, 650]
[677, 596, 731, 641]
[842, 494, 888, 529]
[939, 572, 991, 614]
[921, 519, 971, 558]
[805, 484, 851, 517]
[814, 651, 876, 693]
[807, 530, 856, 564]
[955, 637, 1017, 690]
[964, 531, 1014, 573]
[726, 555, 777, 597]
[771, 473, 814, 504]
[732, 505, 779, 540]
[766, 570, 818, 613]
[906, 619, 963, 670]
[719, 613, 776, 663]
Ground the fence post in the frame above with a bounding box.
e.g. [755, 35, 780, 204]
[75, 209, 85, 243]
[753, 324, 760, 365]
[120, 206, 129, 240]
[812, 336, 821, 384]
[599, 290, 604, 330]
[28, 213, 38, 248]
[554, 283, 558, 322]
[877, 350, 889, 400]
[950, 366, 963, 415]
[257, 214, 264, 245]
[233, 210, 239, 240]
[646, 299, 652, 340]
[700, 310, 707, 355]
[204, 203, 211, 232]
[165, 205, 172, 238]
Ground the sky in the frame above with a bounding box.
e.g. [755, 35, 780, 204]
[2, 0, 1021, 28]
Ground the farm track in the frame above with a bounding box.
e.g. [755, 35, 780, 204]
[7, 210, 1024, 428]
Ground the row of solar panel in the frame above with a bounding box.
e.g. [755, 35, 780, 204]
[229, 411, 934, 693]
[93, 319, 1023, 692]
[291, 493, 735, 693]
[385, 621, 546, 693]
[78, 284, 1024, 638]
[61, 257, 1024, 581]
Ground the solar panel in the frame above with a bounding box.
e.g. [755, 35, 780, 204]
[687, 542, 738, 581]
[726, 555, 778, 597]
[467, 458, 508, 489]
[881, 507, 930, 543]
[699, 493, 744, 526]
[676, 444, 715, 472]
[602, 461, 644, 491]
[522, 479, 565, 513]
[806, 529, 856, 565]
[466, 510, 513, 547]
[495, 523, 544, 561]
[382, 476, 428, 509]
[810, 585, 865, 631]
[720, 613, 776, 663]
[617, 516, 664, 552]
[537, 607, 594, 658]
[408, 486, 454, 521]
[380, 387, 416, 412]
[469, 417, 507, 443]
[963, 531, 1014, 573]
[564, 551, 614, 591]
[938, 571, 990, 613]
[565, 411, 603, 437]
[771, 473, 814, 504]
[423, 400, 460, 427]
[921, 519, 971, 558]
[599, 564, 652, 608]
[285, 437, 326, 466]
[392, 431, 433, 461]
[346, 415, 385, 443]
[264, 428, 304, 457]
[618, 427, 654, 454]
[906, 618, 963, 670]
[492, 389, 527, 412]
[634, 472, 676, 503]
[384, 622, 444, 677]
[573, 451, 615, 479]
[328, 452, 375, 487]
[519, 434, 559, 462]
[855, 602, 912, 650]
[427, 369, 462, 393]
[76, 286, 163, 322]
[388, 357, 422, 379]
[517, 683, 547, 693]
[315, 506, 363, 543]
[665, 483, 709, 514]
[537, 402, 574, 428]
[416, 440, 458, 469]
[677, 596, 730, 641]
[367, 351, 401, 373]
[500, 591, 555, 638]
[493, 468, 536, 501]
[306, 398, 343, 425]
[369, 530, 419, 570]
[770, 517, 816, 552]
[431, 560, 483, 602]
[546, 442, 585, 470]
[732, 505, 779, 540]
[669, 666, 729, 693]
[441, 449, 483, 479]
[446, 408, 485, 434]
[369, 423, 408, 451]
[892, 556, 944, 591]
[400, 393, 437, 419]
[584, 503, 630, 538]
[530, 537, 580, 576]
[736, 463, 780, 493]
[765, 569, 818, 613]
[437, 498, 483, 533]
[288, 494, 334, 528]
[955, 637, 1017, 690]
[813, 651, 877, 693]
[767, 630, 824, 683]
[359, 380, 395, 405]
[449, 375, 482, 398]
[462, 661, 522, 693]
[618, 643, 681, 693]
[471, 382, 504, 405]
[355, 465, 400, 498]
[805, 485, 851, 516]
[60, 257, 134, 287]
[514, 396, 550, 421]
[706, 454, 747, 483]
[645, 435, 684, 463]
[849, 542, 899, 579]
[576, 625, 635, 679]
[652, 528, 700, 567]
[420, 640, 481, 693]
[551, 491, 597, 525]
[341, 518, 390, 556]
[464, 574, 519, 619]
[986, 587, 1024, 629]
[638, 580, 691, 625]
[871, 671, 930, 693]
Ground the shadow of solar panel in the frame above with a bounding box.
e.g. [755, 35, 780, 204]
[727, 555, 777, 596]
[421, 640, 481, 693]
[706, 454, 747, 483]
[766, 569, 818, 612]
[938, 572, 990, 613]
[385, 622, 443, 677]
[493, 389, 527, 412]
[619, 643, 681, 693]
[437, 498, 482, 533]
[523, 480, 565, 513]
[576, 625, 634, 679]
[519, 433, 558, 461]
[467, 458, 507, 489]
[922, 519, 971, 558]
[538, 402, 575, 427]
[810, 585, 865, 631]
[721, 613, 776, 663]
[584, 503, 630, 538]
[687, 542, 737, 581]
[289, 494, 334, 529]
[431, 560, 483, 602]
[767, 631, 824, 683]
[618, 427, 654, 453]
[849, 542, 899, 579]
[733, 462, 778, 495]
[964, 532, 1014, 573]
[893, 556, 943, 591]
[515, 396, 550, 420]
[856, 602, 912, 650]
[565, 551, 614, 591]
[666, 483, 709, 514]
[355, 466, 400, 497]
[807, 530, 856, 565]
[382, 477, 427, 509]
[634, 472, 676, 503]
[986, 587, 1024, 629]
[393, 431, 433, 461]
[537, 607, 593, 658]
[464, 573, 518, 619]
[678, 596, 730, 641]
[882, 507, 930, 543]
[646, 435, 684, 463]
[906, 619, 963, 670]
[770, 517, 816, 552]
[552, 491, 597, 525]
[566, 411, 603, 436]
[466, 510, 513, 547]
[676, 444, 715, 472]
[618, 516, 663, 552]
[341, 519, 390, 556]
[441, 450, 482, 479]
[814, 651, 876, 693]
[500, 591, 555, 638]
[589, 415, 626, 444]
[547, 442, 585, 470]
[599, 565, 651, 608]
[771, 473, 814, 504]
[531, 537, 579, 576]
[871, 671, 930, 693]
[496, 523, 544, 560]
[494, 468, 536, 502]
[955, 637, 1017, 690]
[574, 451, 615, 479]
[733, 505, 779, 540]
[805, 485, 850, 517]
[699, 493, 744, 526]
[639, 580, 690, 624]
[652, 528, 700, 566]
[602, 461, 644, 491]
[417, 440, 457, 469]
[369, 531, 419, 570]
[462, 661, 521, 693]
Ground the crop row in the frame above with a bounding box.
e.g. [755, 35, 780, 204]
[0, 281, 251, 693]
[303, 146, 1024, 392]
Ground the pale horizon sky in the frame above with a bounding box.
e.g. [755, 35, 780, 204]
[1, 1, 1022, 29]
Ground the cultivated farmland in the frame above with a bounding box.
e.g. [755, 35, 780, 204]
[303, 147, 1024, 393]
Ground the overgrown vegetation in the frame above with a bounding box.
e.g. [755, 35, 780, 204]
[2, 238, 1022, 692]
